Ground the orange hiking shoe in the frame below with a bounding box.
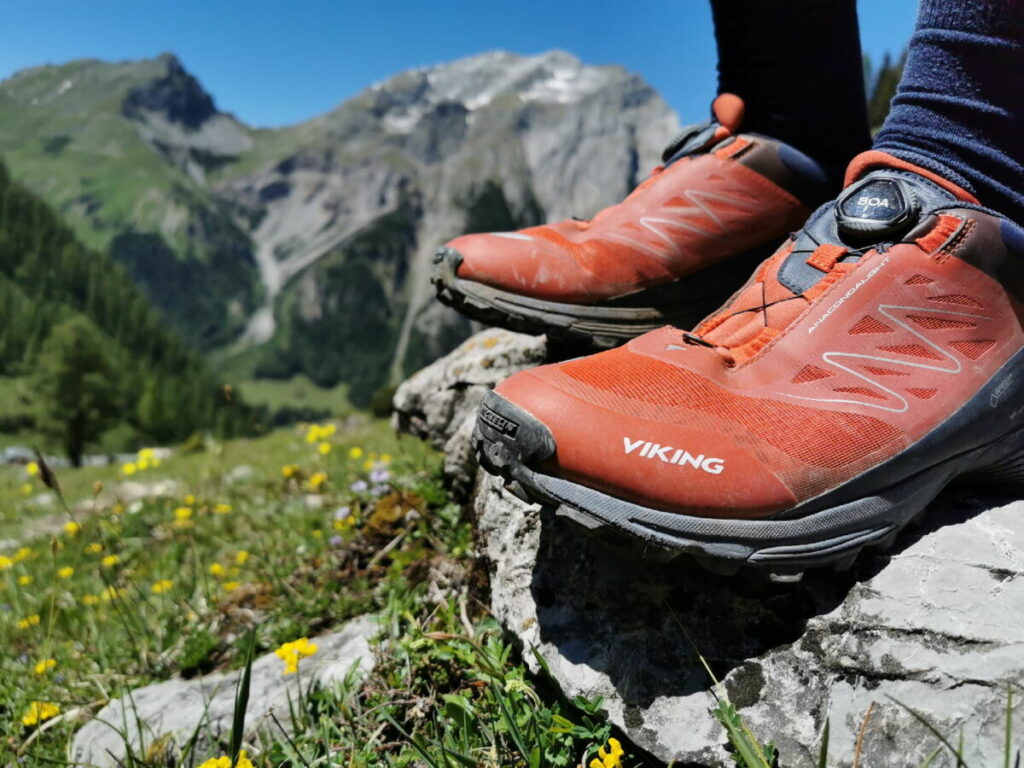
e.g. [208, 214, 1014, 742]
[433, 94, 833, 347]
[474, 151, 1024, 576]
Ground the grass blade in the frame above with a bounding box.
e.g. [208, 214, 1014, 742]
[817, 717, 830, 768]
[382, 712, 442, 768]
[888, 696, 973, 768]
[1006, 683, 1014, 768]
[229, 628, 256, 765]
[712, 701, 771, 768]
[492, 682, 531, 762]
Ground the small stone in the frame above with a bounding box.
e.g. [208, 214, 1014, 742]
[70, 615, 378, 766]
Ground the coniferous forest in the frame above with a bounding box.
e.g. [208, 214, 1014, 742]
[0, 159, 260, 461]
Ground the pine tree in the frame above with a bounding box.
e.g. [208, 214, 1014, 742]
[30, 316, 124, 466]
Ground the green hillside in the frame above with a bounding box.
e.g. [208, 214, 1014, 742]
[0, 55, 261, 349]
[0, 158, 258, 457]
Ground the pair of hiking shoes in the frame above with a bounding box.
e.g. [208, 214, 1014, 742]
[431, 95, 1024, 578]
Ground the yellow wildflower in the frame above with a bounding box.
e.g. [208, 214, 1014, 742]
[151, 579, 174, 594]
[21, 483, 33, 495]
[138, 448, 156, 462]
[137, 458, 150, 471]
[57, 566, 74, 579]
[275, 637, 318, 675]
[25, 461, 39, 476]
[333, 517, 354, 532]
[18, 575, 32, 586]
[223, 581, 241, 592]
[362, 458, 374, 471]
[21, 701, 60, 726]
[589, 737, 624, 768]
[0, 556, 12, 570]
[112, 503, 125, 515]
[14, 547, 31, 562]
[184, 493, 196, 506]
[214, 503, 232, 515]
[122, 462, 137, 476]
[63, 520, 81, 536]
[309, 472, 328, 491]
[17, 614, 41, 630]
[318, 441, 331, 455]
[348, 446, 363, 460]
[82, 594, 100, 606]
[380, 453, 393, 464]
[209, 563, 225, 577]
[311, 529, 323, 539]
[100, 585, 125, 602]
[85, 543, 102, 554]
[235, 550, 249, 566]
[174, 506, 193, 521]
[197, 749, 254, 768]
[281, 464, 299, 479]
[101, 554, 120, 568]
[34, 659, 56, 675]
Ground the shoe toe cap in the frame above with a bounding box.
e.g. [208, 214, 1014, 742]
[444, 229, 596, 302]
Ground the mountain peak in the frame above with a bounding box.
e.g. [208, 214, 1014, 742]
[121, 54, 217, 129]
[416, 49, 616, 109]
[343, 49, 633, 137]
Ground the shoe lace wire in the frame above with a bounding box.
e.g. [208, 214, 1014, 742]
[680, 234, 904, 365]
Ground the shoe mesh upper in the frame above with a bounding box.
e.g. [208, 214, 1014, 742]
[550, 346, 907, 501]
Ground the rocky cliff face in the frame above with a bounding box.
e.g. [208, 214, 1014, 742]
[0, 51, 679, 400]
[217, 50, 679, 404]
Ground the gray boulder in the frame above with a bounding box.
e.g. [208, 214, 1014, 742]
[71, 615, 377, 766]
[475, 474, 1024, 767]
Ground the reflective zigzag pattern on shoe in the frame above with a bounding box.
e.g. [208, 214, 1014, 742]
[783, 303, 991, 413]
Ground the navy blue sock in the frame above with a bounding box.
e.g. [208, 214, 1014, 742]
[874, 0, 1024, 222]
[710, 0, 871, 173]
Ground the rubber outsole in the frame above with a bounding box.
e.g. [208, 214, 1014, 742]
[430, 245, 769, 349]
[471, 356, 1024, 580]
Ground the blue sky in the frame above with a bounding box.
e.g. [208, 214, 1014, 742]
[0, 1, 916, 128]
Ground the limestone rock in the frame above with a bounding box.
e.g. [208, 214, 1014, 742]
[70, 615, 378, 766]
[474, 474, 1024, 767]
[392, 329, 546, 493]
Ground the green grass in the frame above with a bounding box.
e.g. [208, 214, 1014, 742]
[0, 420, 641, 767]
[237, 376, 353, 417]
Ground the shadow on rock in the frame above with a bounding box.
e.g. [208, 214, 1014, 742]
[531, 484, 1007, 709]
[492, 479, 1023, 765]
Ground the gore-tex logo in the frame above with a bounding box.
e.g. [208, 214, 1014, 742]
[623, 437, 725, 475]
